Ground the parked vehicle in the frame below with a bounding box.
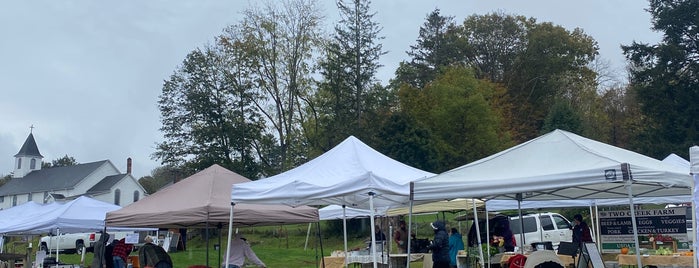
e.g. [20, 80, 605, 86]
[39, 231, 137, 254]
[467, 212, 573, 250]
[509, 212, 573, 248]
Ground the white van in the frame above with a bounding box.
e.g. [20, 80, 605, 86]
[508, 212, 573, 249]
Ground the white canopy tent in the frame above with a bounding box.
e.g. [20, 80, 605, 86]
[412, 129, 693, 267]
[0, 196, 129, 235]
[230, 136, 435, 268]
[689, 146, 699, 265]
[319, 204, 378, 220]
[0, 196, 142, 263]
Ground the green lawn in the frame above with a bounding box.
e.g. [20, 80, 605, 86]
[6, 214, 463, 268]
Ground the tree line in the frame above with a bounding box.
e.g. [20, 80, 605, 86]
[140, 0, 699, 191]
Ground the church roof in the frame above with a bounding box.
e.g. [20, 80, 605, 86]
[86, 174, 127, 195]
[14, 133, 43, 158]
[0, 160, 109, 196]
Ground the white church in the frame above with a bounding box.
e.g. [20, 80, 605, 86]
[0, 132, 147, 209]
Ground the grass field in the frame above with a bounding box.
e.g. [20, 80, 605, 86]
[4, 211, 621, 268]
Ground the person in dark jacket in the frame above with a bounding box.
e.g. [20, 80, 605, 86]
[572, 214, 593, 246]
[92, 232, 109, 268]
[493, 216, 516, 252]
[428, 220, 450, 268]
[139, 236, 173, 268]
[104, 239, 115, 268]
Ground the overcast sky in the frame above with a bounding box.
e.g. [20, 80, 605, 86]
[0, 1, 661, 178]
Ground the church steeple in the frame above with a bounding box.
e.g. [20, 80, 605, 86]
[13, 131, 43, 178]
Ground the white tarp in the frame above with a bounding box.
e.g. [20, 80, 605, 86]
[319, 205, 380, 220]
[229, 135, 434, 268]
[689, 146, 699, 264]
[485, 196, 691, 211]
[231, 135, 435, 209]
[0, 196, 124, 234]
[412, 129, 692, 202]
[412, 129, 693, 268]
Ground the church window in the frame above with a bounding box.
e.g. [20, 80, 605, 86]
[12, 195, 17, 206]
[133, 191, 139, 202]
[28, 192, 33, 201]
[17, 158, 21, 169]
[30, 159, 36, 169]
[114, 189, 121, 205]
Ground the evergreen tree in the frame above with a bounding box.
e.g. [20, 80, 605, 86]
[622, 0, 699, 159]
[312, 0, 386, 150]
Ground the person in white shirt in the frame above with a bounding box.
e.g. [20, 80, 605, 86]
[223, 233, 266, 268]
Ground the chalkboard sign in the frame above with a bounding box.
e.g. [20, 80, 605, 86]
[577, 243, 603, 268]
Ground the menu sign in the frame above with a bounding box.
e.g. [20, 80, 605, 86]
[598, 208, 689, 253]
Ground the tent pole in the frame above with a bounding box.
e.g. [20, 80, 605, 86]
[343, 205, 348, 268]
[517, 193, 525, 254]
[206, 214, 210, 268]
[485, 204, 490, 266]
[691, 146, 699, 268]
[624, 175, 642, 267]
[407, 184, 415, 268]
[56, 228, 60, 264]
[369, 192, 378, 268]
[473, 199, 484, 268]
[318, 221, 326, 268]
[594, 202, 602, 252]
[304, 222, 312, 251]
[693, 174, 698, 268]
[218, 223, 222, 268]
[224, 203, 234, 268]
[408, 198, 413, 268]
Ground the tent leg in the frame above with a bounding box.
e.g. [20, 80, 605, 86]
[625, 178, 642, 267]
[369, 193, 378, 268]
[473, 199, 485, 268]
[343, 205, 348, 268]
[407, 198, 414, 268]
[224, 204, 235, 268]
[305, 222, 312, 251]
[317, 222, 326, 268]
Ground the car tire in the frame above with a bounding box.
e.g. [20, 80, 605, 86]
[76, 241, 85, 254]
[40, 243, 49, 254]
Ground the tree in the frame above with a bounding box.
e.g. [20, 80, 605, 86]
[138, 165, 190, 194]
[461, 12, 532, 83]
[622, 0, 699, 159]
[154, 45, 265, 178]
[42, 155, 78, 168]
[398, 66, 513, 171]
[393, 8, 464, 88]
[311, 0, 387, 150]
[453, 13, 598, 141]
[234, 0, 324, 173]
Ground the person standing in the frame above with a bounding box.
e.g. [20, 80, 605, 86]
[139, 236, 173, 268]
[428, 220, 450, 268]
[448, 228, 465, 268]
[223, 233, 266, 268]
[572, 214, 593, 246]
[92, 232, 110, 268]
[374, 225, 386, 241]
[393, 220, 409, 253]
[112, 238, 133, 268]
[105, 239, 115, 268]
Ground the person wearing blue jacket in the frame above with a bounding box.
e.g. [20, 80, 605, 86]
[428, 220, 451, 268]
[448, 228, 465, 268]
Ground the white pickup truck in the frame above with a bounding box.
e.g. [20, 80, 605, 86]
[39, 231, 135, 254]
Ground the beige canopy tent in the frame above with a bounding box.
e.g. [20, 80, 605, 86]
[106, 164, 318, 228]
[105, 164, 318, 268]
[386, 198, 483, 216]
